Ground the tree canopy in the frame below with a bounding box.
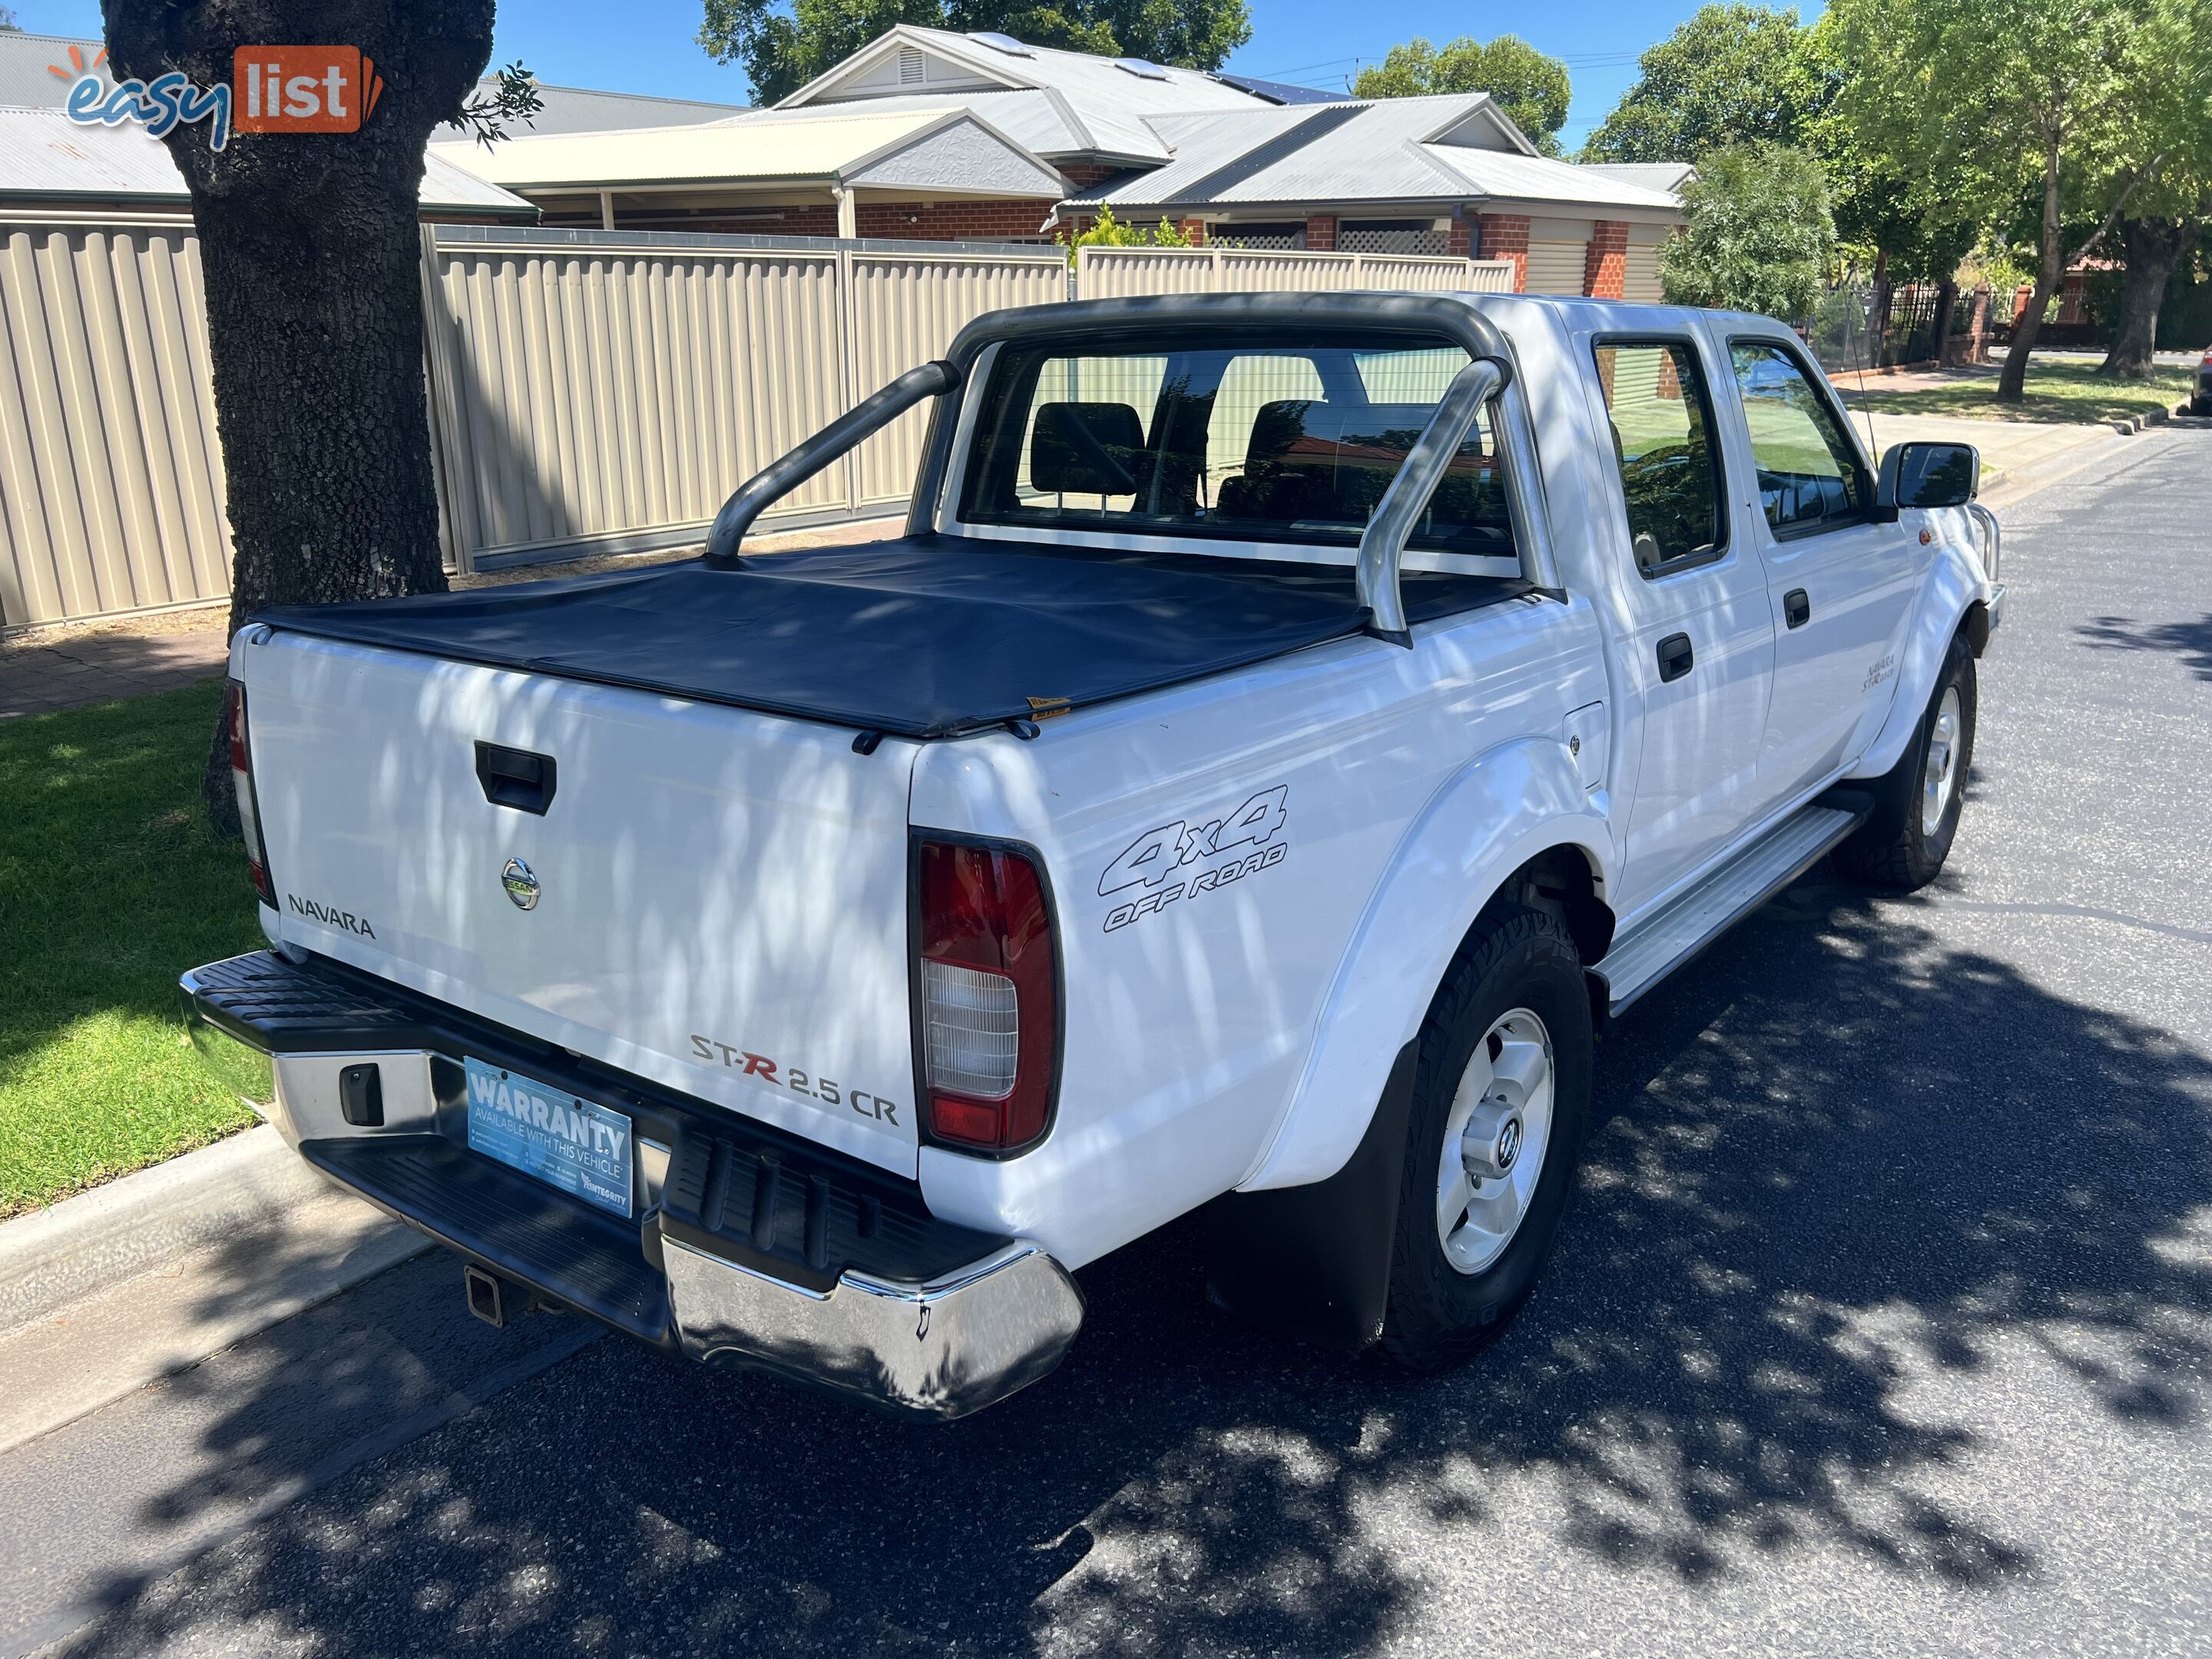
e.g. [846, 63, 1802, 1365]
[1352, 35, 1571, 156]
[700, 0, 1251, 104]
[1660, 144, 1836, 318]
[1581, 4, 1819, 164]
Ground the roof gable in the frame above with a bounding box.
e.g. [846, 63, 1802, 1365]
[780, 28, 1033, 106]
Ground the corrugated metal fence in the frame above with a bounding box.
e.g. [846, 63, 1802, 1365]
[1075, 244, 1518, 300]
[4, 220, 1520, 630]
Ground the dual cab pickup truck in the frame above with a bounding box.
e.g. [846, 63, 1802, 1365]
[184, 291, 2004, 1419]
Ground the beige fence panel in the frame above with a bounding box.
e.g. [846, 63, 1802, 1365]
[425, 230, 850, 568]
[843, 247, 1068, 509]
[1075, 246, 1522, 301]
[0, 217, 232, 629]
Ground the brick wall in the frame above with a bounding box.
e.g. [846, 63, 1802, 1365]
[854, 199, 1058, 241]
[1476, 214, 1529, 291]
[1180, 218, 1207, 247]
[1305, 215, 1336, 251]
[1583, 220, 1628, 299]
[1056, 164, 1122, 190]
[1447, 217, 1472, 257]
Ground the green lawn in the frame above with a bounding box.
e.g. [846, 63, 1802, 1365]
[1, 681, 266, 1217]
[1838, 360, 2197, 426]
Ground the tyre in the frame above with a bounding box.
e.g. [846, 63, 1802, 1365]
[1834, 632, 1978, 892]
[1379, 902, 1593, 1371]
[2193, 393, 2212, 417]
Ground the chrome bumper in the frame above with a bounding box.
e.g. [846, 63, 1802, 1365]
[179, 956, 1084, 1421]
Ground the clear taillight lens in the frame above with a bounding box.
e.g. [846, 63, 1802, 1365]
[916, 839, 1057, 1152]
[225, 679, 275, 907]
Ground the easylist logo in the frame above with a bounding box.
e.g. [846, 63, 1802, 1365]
[234, 46, 384, 133]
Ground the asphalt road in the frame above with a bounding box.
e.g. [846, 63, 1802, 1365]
[11, 424, 2212, 1657]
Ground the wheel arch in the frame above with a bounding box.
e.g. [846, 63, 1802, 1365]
[1236, 735, 1616, 1194]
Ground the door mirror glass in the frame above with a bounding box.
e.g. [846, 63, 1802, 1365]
[1878, 440, 1979, 511]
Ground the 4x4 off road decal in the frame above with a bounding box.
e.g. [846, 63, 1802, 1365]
[1097, 785, 1290, 934]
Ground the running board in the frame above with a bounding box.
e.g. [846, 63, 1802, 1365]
[1593, 803, 1866, 1017]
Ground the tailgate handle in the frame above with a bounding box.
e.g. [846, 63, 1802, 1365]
[475, 742, 558, 815]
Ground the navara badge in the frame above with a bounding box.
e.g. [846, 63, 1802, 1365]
[502, 856, 540, 911]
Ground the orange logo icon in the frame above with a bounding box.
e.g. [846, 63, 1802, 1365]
[233, 46, 383, 134]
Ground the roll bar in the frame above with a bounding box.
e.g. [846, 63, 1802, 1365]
[703, 359, 961, 569]
[1355, 356, 1503, 643]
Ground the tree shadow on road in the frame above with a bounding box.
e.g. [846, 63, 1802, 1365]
[2075, 613, 2212, 683]
[58, 876, 2212, 1657]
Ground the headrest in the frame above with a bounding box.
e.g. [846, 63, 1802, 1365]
[1031, 402, 1144, 495]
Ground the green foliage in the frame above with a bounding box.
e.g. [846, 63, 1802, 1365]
[0, 681, 264, 1216]
[1352, 35, 1571, 155]
[1661, 144, 1836, 319]
[450, 61, 545, 147]
[1056, 203, 1193, 260]
[1581, 4, 1818, 164]
[700, 0, 1251, 104]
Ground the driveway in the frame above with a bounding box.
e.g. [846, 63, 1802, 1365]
[7, 426, 2210, 1657]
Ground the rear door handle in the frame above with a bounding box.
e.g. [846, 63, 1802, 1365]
[1784, 588, 1811, 629]
[1656, 632, 1694, 683]
[475, 741, 558, 815]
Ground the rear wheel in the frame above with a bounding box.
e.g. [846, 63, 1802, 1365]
[1835, 633, 1977, 892]
[1380, 904, 1592, 1371]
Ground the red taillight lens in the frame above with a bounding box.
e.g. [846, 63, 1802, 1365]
[916, 839, 1057, 1152]
[225, 679, 275, 907]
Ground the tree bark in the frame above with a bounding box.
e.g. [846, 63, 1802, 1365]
[1932, 276, 1958, 366]
[104, 0, 492, 833]
[1998, 134, 2065, 403]
[2098, 216, 2196, 379]
[1869, 247, 1892, 368]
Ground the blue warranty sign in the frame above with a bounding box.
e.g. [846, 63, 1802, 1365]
[465, 1057, 632, 1217]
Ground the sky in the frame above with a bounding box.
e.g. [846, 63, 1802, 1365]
[13, 0, 1745, 150]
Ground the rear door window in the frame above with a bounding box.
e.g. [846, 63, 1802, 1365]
[1593, 339, 1726, 575]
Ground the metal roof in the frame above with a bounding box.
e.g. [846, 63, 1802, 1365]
[1065, 94, 1685, 220]
[780, 25, 1263, 162]
[0, 106, 535, 215]
[1578, 161, 1697, 200]
[429, 105, 1063, 196]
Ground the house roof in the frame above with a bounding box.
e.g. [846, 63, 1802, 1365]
[1064, 95, 1686, 220]
[0, 105, 536, 217]
[777, 25, 1268, 163]
[1579, 161, 1696, 200]
[430, 105, 1065, 197]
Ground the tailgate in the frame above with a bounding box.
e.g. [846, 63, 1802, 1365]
[243, 631, 922, 1176]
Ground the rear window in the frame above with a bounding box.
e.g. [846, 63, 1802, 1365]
[955, 334, 1518, 568]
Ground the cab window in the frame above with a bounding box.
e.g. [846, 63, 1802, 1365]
[1730, 342, 1870, 535]
[1593, 339, 1725, 575]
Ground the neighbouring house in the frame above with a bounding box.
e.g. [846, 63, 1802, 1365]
[434, 27, 1687, 291]
[0, 106, 535, 223]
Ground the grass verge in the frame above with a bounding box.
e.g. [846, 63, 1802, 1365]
[1, 680, 263, 1217]
[1839, 360, 2196, 426]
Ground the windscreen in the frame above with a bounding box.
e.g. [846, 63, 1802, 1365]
[955, 334, 1518, 567]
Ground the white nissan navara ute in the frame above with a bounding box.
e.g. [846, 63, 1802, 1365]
[184, 291, 2004, 1419]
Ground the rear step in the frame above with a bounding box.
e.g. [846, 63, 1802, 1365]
[1593, 803, 1865, 1017]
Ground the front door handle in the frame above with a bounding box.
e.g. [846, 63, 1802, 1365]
[1656, 632, 1694, 683]
[1784, 588, 1811, 629]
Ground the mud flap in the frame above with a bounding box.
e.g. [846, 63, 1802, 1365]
[1202, 1041, 1418, 1351]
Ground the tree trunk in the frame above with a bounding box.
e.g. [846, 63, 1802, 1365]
[104, 0, 492, 833]
[2098, 217, 2195, 379]
[1869, 247, 1892, 368]
[1998, 134, 2066, 403]
[1932, 276, 1957, 366]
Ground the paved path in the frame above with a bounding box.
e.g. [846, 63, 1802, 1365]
[0, 627, 230, 720]
[4, 429, 2210, 1656]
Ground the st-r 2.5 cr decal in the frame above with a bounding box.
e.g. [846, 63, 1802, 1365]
[1097, 785, 1290, 933]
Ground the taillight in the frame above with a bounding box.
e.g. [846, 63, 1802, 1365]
[916, 839, 1058, 1153]
[225, 679, 276, 907]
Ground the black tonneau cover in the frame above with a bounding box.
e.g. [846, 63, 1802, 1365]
[254, 538, 1531, 740]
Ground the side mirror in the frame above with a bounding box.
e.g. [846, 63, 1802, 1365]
[1874, 440, 1979, 521]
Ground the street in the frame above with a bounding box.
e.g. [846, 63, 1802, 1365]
[8, 425, 2211, 1657]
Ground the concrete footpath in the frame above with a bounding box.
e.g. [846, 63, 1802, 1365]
[0, 1128, 429, 1457]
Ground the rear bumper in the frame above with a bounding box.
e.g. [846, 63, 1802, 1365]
[180, 951, 1082, 1420]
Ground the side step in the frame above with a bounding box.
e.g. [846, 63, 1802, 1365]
[1593, 803, 1865, 1017]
